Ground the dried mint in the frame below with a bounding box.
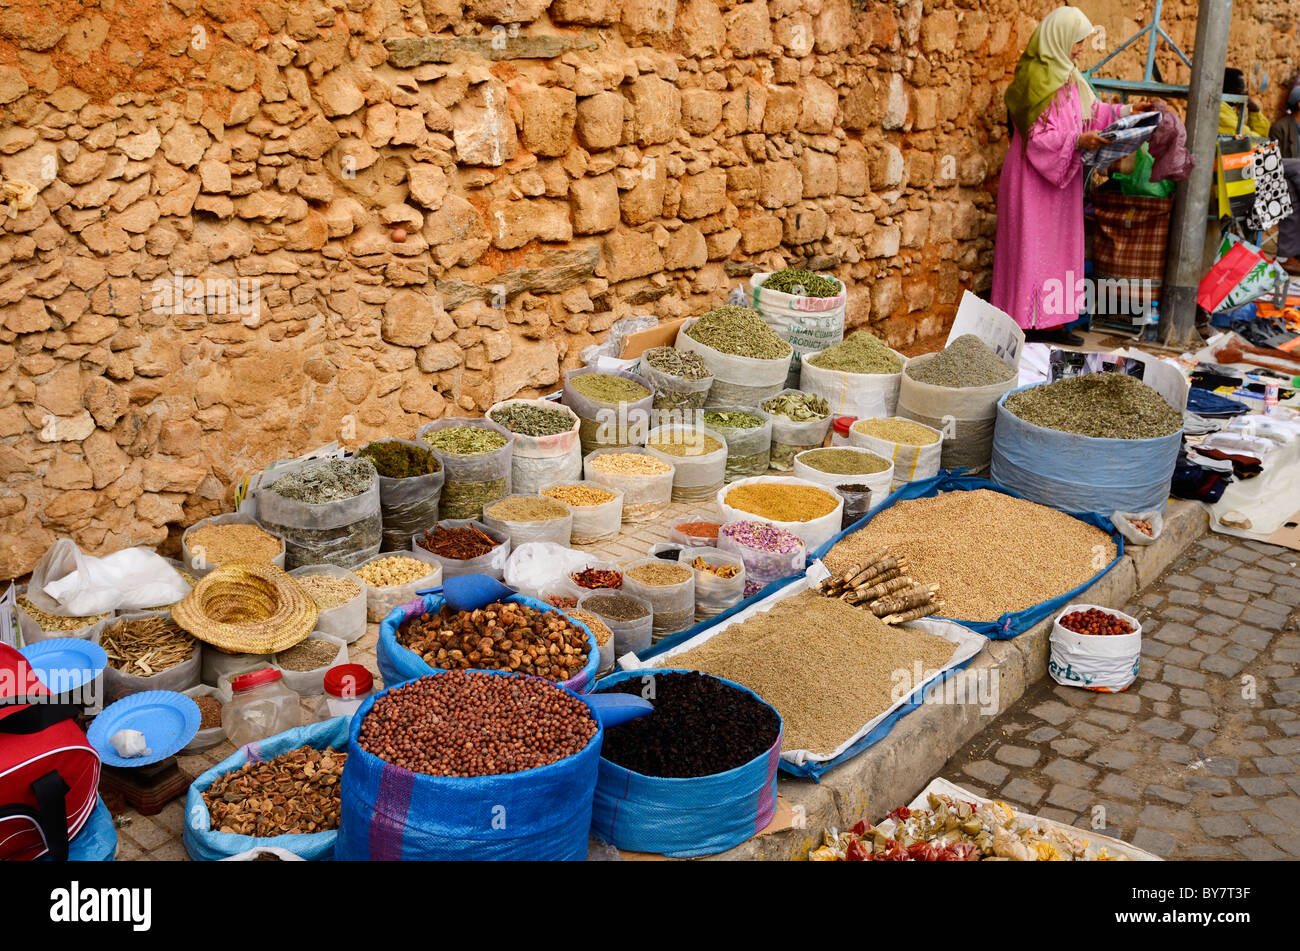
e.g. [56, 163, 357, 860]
[1004, 372, 1182, 440]
[357, 441, 440, 479]
[807, 331, 902, 375]
[761, 268, 842, 298]
[422, 426, 509, 455]
[686, 306, 791, 360]
[489, 403, 576, 437]
[568, 373, 651, 404]
[906, 334, 1015, 388]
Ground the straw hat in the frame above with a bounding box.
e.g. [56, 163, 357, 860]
[172, 562, 317, 654]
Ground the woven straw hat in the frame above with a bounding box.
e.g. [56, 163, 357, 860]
[172, 562, 317, 654]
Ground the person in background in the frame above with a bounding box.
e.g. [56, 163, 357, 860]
[1268, 84, 1300, 276]
[992, 7, 1151, 345]
[1219, 67, 1272, 137]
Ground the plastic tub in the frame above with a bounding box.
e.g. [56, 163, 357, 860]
[355, 554, 443, 623]
[100, 610, 202, 698]
[562, 368, 655, 454]
[202, 647, 272, 688]
[679, 546, 746, 620]
[257, 463, 383, 570]
[580, 591, 653, 659]
[792, 446, 894, 501]
[896, 353, 1017, 477]
[675, 316, 792, 406]
[181, 512, 285, 576]
[288, 564, 367, 644]
[1049, 603, 1143, 693]
[410, 520, 511, 580]
[643, 424, 728, 503]
[482, 494, 574, 548]
[273, 632, 349, 697]
[357, 438, 446, 552]
[583, 448, 675, 523]
[848, 416, 944, 489]
[716, 520, 806, 598]
[622, 558, 695, 642]
[488, 398, 584, 495]
[182, 683, 231, 753]
[761, 389, 832, 470]
[717, 476, 844, 551]
[417, 417, 515, 521]
[538, 481, 624, 545]
[703, 407, 773, 482]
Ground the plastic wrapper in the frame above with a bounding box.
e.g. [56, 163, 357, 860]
[580, 315, 659, 364]
[749, 271, 847, 385]
[100, 610, 202, 699]
[181, 513, 286, 576]
[679, 546, 746, 620]
[1112, 510, 1164, 546]
[675, 317, 792, 406]
[362, 438, 446, 552]
[762, 389, 832, 470]
[848, 417, 944, 489]
[258, 475, 383, 571]
[541, 481, 624, 545]
[562, 368, 655, 454]
[896, 354, 1016, 477]
[643, 424, 727, 503]
[26, 538, 191, 616]
[356, 554, 443, 623]
[581, 591, 652, 659]
[798, 346, 907, 419]
[793, 447, 894, 502]
[482, 496, 574, 548]
[410, 520, 511, 580]
[583, 448, 675, 523]
[201, 647, 272, 688]
[622, 558, 695, 641]
[705, 407, 773, 482]
[489, 398, 584, 495]
[416, 418, 515, 521]
[836, 484, 874, 530]
[716, 521, 807, 596]
[503, 543, 594, 599]
[287, 564, 367, 644]
[181, 684, 231, 753]
[637, 348, 713, 413]
[274, 632, 349, 697]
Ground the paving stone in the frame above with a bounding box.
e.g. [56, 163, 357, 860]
[1189, 634, 1228, 654]
[1199, 814, 1251, 837]
[1024, 726, 1060, 743]
[994, 744, 1041, 768]
[1210, 795, 1258, 812]
[1275, 834, 1300, 857]
[1203, 596, 1245, 618]
[962, 759, 1009, 787]
[1159, 743, 1194, 764]
[1215, 586, 1251, 603]
[1160, 606, 1200, 624]
[1168, 590, 1202, 607]
[1252, 597, 1292, 616]
[1274, 675, 1300, 690]
[1097, 773, 1141, 800]
[1180, 688, 1213, 707]
[1242, 607, 1288, 630]
[1275, 651, 1300, 666]
[1235, 578, 1276, 596]
[1197, 536, 1231, 552]
[1184, 775, 1232, 793]
[1087, 709, 1133, 731]
[1131, 828, 1177, 857]
[1161, 665, 1207, 688]
[1028, 700, 1072, 726]
[1282, 721, 1300, 738]
[121, 818, 170, 850]
[1067, 720, 1110, 743]
[1152, 701, 1174, 718]
[1138, 682, 1174, 701]
[1049, 737, 1091, 757]
[1139, 803, 1195, 832]
[1042, 759, 1098, 787]
[1153, 621, 1197, 646]
[1164, 574, 1201, 591]
[1254, 756, 1296, 775]
[1182, 844, 1236, 858]
[1242, 725, 1271, 739]
[1274, 586, 1300, 607]
[1192, 565, 1233, 584]
[1265, 797, 1300, 824]
[1203, 756, 1240, 776]
[1139, 716, 1187, 739]
[1194, 614, 1237, 636]
[1180, 708, 1218, 729]
[1201, 653, 1246, 677]
[1139, 592, 1165, 608]
[1145, 784, 1193, 805]
[1276, 690, 1300, 705]
[1238, 776, 1288, 796]
[1163, 647, 1204, 668]
[1142, 660, 1164, 681]
[1045, 784, 1091, 812]
[1224, 643, 1258, 663]
[1247, 812, 1289, 835]
[1051, 684, 1093, 707]
[1001, 777, 1046, 806]
[1087, 748, 1139, 771]
[1036, 807, 1079, 826]
[1234, 837, 1288, 860]
[1189, 729, 1217, 748]
[1257, 556, 1296, 572]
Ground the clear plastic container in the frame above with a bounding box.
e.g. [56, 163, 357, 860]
[410, 519, 511, 580]
[583, 448, 675, 523]
[417, 417, 515, 521]
[679, 546, 746, 620]
[580, 591, 652, 659]
[538, 481, 624, 545]
[761, 389, 832, 470]
[716, 520, 806, 598]
[274, 632, 348, 697]
[704, 406, 773, 482]
[638, 346, 713, 413]
[836, 484, 875, 530]
[643, 424, 728, 503]
[287, 564, 367, 644]
[222, 668, 302, 748]
[482, 494, 573, 548]
[312, 663, 376, 721]
[563, 368, 655, 454]
[355, 553, 442, 623]
[257, 461, 383, 570]
[622, 558, 695, 642]
[181, 512, 285, 577]
[202, 646, 272, 688]
[830, 416, 857, 447]
[359, 438, 446, 552]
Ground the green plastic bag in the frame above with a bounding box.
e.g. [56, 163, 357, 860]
[1113, 145, 1175, 198]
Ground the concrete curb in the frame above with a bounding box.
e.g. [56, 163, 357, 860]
[704, 499, 1208, 860]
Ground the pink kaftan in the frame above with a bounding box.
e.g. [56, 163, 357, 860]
[991, 84, 1122, 330]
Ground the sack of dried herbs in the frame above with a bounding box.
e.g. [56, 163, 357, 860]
[676, 308, 793, 406]
[750, 270, 847, 384]
[761, 389, 832, 470]
[562, 368, 655, 455]
[703, 406, 773, 482]
[356, 439, 446, 552]
[417, 418, 515, 521]
[487, 399, 584, 495]
[799, 331, 907, 420]
[259, 457, 384, 570]
[638, 346, 714, 413]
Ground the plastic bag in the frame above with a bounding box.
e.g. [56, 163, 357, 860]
[793, 447, 894, 502]
[258, 472, 383, 571]
[355, 554, 442, 623]
[287, 564, 367, 643]
[675, 317, 792, 405]
[896, 355, 1016, 476]
[848, 417, 944, 488]
[1111, 510, 1164, 546]
[622, 558, 695, 641]
[182, 513, 286, 576]
[1112, 145, 1175, 198]
[482, 496, 573, 548]
[762, 389, 832, 470]
[579, 315, 659, 364]
[101, 610, 203, 698]
[274, 633, 348, 697]
[361, 439, 446, 552]
[836, 484, 874, 529]
[679, 547, 746, 620]
[488, 398, 584, 494]
[503, 543, 595, 599]
[643, 424, 727, 502]
[563, 368, 655, 454]
[512, 444, 583, 496]
[581, 591, 652, 658]
[716, 521, 806, 597]
[704, 407, 773, 482]
[411, 520, 511, 580]
[638, 347, 714, 413]
[417, 418, 515, 521]
[717, 476, 843, 551]
[749, 271, 847, 385]
[583, 448, 675, 523]
[29, 539, 192, 616]
[15, 583, 112, 645]
[1049, 604, 1142, 692]
[799, 346, 907, 419]
[539, 481, 624, 545]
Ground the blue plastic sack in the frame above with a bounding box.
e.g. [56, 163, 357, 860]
[810, 472, 1125, 641]
[43, 797, 116, 862]
[990, 383, 1182, 515]
[183, 717, 350, 862]
[589, 669, 782, 857]
[377, 592, 600, 692]
[335, 671, 602, 860]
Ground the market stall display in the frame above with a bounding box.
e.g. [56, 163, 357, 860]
[792, 447, 894, 501]
[274, 633, 348, 697]
[487, 399, 584, 495]
[848, 416, 944, 488]
[583, 448, 675, 523]
[1049, 603, 1142, 693]
[412, 520, 511, 579]
[580, 591, 653, 658]
[562, 369, 654, 454]
[258, 458, 383, 570]
[750, 269, 847, 385]
[171, 562, 318, 655]
[355, 439, 445, 552]
[100, 611, 201, 697]
[716, 520, 806, 598]
[590, 670, 782, 857]
[718, 476, 843, 550]
[993, 374, 1184, 514]
[355, 554, 443, 623]
[15, 589, 111, 644]
[287, 565, 367, 643]
[800, 331, 906, 418]
[622, 559, 695, 641]
[539, 482, 623, 545]
[761, 390, 832, 470]
[482, 494, 573, 547]
[676, 306, 793, 405]
[638, 346, 713, 415]
[643, 425, 728, 502]
[181, 514, 285, 576]
[703, 407, 772, 482]
[418, 418, 515, 521]
[679, 547, 746, 620]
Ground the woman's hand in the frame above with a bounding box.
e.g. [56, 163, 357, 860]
[1077, 131, 1111, 152]
[1130, 100, 1157, 113]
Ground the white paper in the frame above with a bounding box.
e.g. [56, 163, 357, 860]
[945, 290, 1025, 370]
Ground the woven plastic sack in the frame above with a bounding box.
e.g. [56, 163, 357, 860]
[847, 417, 944, 488]
[356, 555, 443, 623]
[799, 345, 906, 419]
[539, 482, 623, 545]
[258, 472, 382, 571]
[679, 547, 746, 620]
[1049, 604, 1142, 692]
[675, 317, 792, 406]
[896, 353, 1017, 476]
[273, 633, 348, 697]
[589, 669, 782, 857]
[704, 407, 772, 482]
[643, 425, 727, 503]
[335, 672, 602, 861]
[638, 347, 714, 413]
[793, 447, 893, 501]
[489, 398, 584, 494]
[583, 448, 674, 523]
[183, 716, 350, 861]
[360, 439, 446, 552]
[762, 389, 832, 470]
[376, 592, 600, 695]
[417, 418, 515, 521]
[482, 497, 573, 548]
[622, 558, 695, 641]
[749, 271, 846, 385]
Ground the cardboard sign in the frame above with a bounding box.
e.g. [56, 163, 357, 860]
[945, 290, 1025, 369]
[618, 317, 687, 359]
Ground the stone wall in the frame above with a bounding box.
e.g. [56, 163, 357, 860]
[0, 0, 1295, 578]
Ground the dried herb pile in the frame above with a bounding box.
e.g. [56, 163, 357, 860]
[1004, 373, 1182, 439]
[686, 306, 791, 359]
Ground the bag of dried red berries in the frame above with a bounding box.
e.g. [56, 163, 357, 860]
[1049, 603, 1142, 693]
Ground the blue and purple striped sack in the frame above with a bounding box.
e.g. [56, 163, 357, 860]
[588, 669, 782, 858]
[335, 672, 603, 861]
[376, 592, 600, 693]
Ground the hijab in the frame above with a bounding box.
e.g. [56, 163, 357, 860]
[1005, 7, 1099, 140]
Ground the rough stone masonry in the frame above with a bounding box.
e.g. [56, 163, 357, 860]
[0, 0, 1295, 578]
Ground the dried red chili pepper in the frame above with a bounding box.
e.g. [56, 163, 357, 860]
[417, 524, 501, 560]
[570, 567, 623, 590]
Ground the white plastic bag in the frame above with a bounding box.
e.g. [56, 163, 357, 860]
[675, 317, 792, 406]
[1049, 604, 1142, 693]
[201, 647, 271, 688]
[703, 407, 772, 482]
[583, 448, 675, 523]
[799, 347, 907, 419]
[848, 417, 944, 488]
[679, 547, 746, 620]
[539, 481, 624, 545]
[503, 543, 595, 600]
[30, 539, 192, 616]
[762, 389, 832, 470]
[896, 354, 1016, 476]
[416, 418, 515, 521]
[489, 399, 584, 494]
[1111, 510, 1164, 546]
[717, 476, 844, 551]
[15, 583, 112, 645]
[793, 447, 894, 501]
[411, 520, 511, 579]
[749, 271, 847, 384]
[643, 424, 727, 503]
[563, 368, 655, 454]
[288, 565, 367, 643]
[274, 633, 349, 697]
[101, 610, 203, 698]
[482, 496, 574, 548]
[355, 555, 442, 623]
[258, 472, 383, 570]
[622, 558, 695, 641]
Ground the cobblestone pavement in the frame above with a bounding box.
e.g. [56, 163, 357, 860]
[945, 535, 1300, 860]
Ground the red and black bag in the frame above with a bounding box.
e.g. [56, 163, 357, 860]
[0, 644, 100, 861]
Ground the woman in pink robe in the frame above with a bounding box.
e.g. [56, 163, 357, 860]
[992, 9, 1147, 345]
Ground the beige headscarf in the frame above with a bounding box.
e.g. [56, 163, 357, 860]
[1005, 7, 1099, 139]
